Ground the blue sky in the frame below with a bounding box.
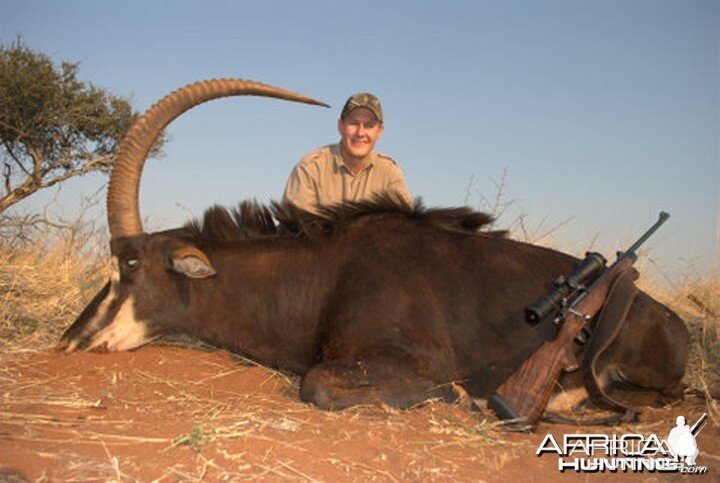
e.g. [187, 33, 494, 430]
[2, 0, 718, 286]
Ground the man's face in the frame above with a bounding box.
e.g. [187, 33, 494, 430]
[337, 107, 384, 162]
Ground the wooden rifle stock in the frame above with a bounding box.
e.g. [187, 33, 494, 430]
[488, 257, 633, 426]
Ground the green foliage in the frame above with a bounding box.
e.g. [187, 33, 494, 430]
[176, 425, 215, 452]
[0, 37, 163, 214]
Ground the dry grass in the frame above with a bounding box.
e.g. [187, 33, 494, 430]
[0, 232, 110, 353]
[664, 277, 720, 421]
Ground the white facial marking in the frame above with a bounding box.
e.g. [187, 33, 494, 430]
[110, 256, 121, 285]
[64, 338, 80, 353]
[86, 297, 152, 352]
[64, 260, 122, 352]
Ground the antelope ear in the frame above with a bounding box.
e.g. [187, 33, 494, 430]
[170, 246, 217, 279]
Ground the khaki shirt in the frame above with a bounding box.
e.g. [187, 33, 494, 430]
[283, 144, 412, 214]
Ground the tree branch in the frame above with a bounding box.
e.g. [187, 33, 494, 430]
[2, 140, 34, 178]
[40, 155, 112, 189]
[27, 145, 43, 185]
[0, 214, 75, 231]
[0, 154, 111, 213]
[3, 162, 10, 196]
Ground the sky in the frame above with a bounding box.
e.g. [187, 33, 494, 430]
[2, 0, 718, 287]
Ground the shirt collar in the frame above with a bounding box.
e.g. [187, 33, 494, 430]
[333, 143, 374, 174]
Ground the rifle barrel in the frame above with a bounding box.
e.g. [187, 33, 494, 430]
[577, 211, 670, 303]
[624, 211, 670, 257]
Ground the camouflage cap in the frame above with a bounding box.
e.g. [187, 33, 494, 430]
[340, 93, 383, 123]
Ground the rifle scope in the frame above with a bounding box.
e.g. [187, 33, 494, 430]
[525, 252, 607, 325]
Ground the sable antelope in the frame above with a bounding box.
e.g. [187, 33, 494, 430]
[59, 79, 688, 412]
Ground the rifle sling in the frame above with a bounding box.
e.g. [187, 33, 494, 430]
[581, 267, 638, 411]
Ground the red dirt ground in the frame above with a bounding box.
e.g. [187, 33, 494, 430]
[1, 345, 718, 481]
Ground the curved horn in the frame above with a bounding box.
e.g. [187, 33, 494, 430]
[107, 78, 330, 239]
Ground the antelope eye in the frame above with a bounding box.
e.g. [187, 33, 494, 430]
[124, 258, 141, 270]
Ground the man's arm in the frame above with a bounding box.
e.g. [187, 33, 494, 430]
[376, 153, 413, 207]
[283, 164, 320, 214]
[388, 164, 413, 207]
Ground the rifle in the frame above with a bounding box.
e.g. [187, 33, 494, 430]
[488, 212, 670, 428]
